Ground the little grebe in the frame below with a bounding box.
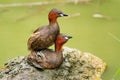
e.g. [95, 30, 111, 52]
[27, 9, 68, 51]
[27, 34, 72, 69]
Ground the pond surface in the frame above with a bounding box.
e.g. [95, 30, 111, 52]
[0, 1, 120, 80]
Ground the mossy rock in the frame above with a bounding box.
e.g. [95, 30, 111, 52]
[0, 47, 106, 80]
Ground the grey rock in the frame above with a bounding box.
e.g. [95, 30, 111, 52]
[0, 47, 106, 80]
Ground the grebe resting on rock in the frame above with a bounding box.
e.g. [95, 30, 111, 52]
[27, 9, 68, 51]
[27, 34, 72, 69]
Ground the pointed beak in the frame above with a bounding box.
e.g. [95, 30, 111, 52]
[65, 36, 72, 40]
[59, 13, 68, 17]
[68, 36, 72, 39]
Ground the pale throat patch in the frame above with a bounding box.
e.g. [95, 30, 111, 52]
[60, 14, 64, 17]
[64, 36, 69, 40]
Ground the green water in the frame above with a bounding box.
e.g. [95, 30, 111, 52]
[0, 0, 120, 80]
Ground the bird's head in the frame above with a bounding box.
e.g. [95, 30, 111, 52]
[56, 34, 72, 46]
[48, 8, 68, 20]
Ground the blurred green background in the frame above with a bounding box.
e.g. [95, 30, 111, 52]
[0, 0, 120, 80]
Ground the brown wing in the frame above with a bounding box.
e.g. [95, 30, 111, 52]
[28, 31, 42, 51]
[39, 50, 63, 68]
[27, 25, 58, 51]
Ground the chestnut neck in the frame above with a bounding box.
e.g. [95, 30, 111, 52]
[55, 43, 63, 53]
[48, 11, 58, 25]
[49, 17, 58, 25]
